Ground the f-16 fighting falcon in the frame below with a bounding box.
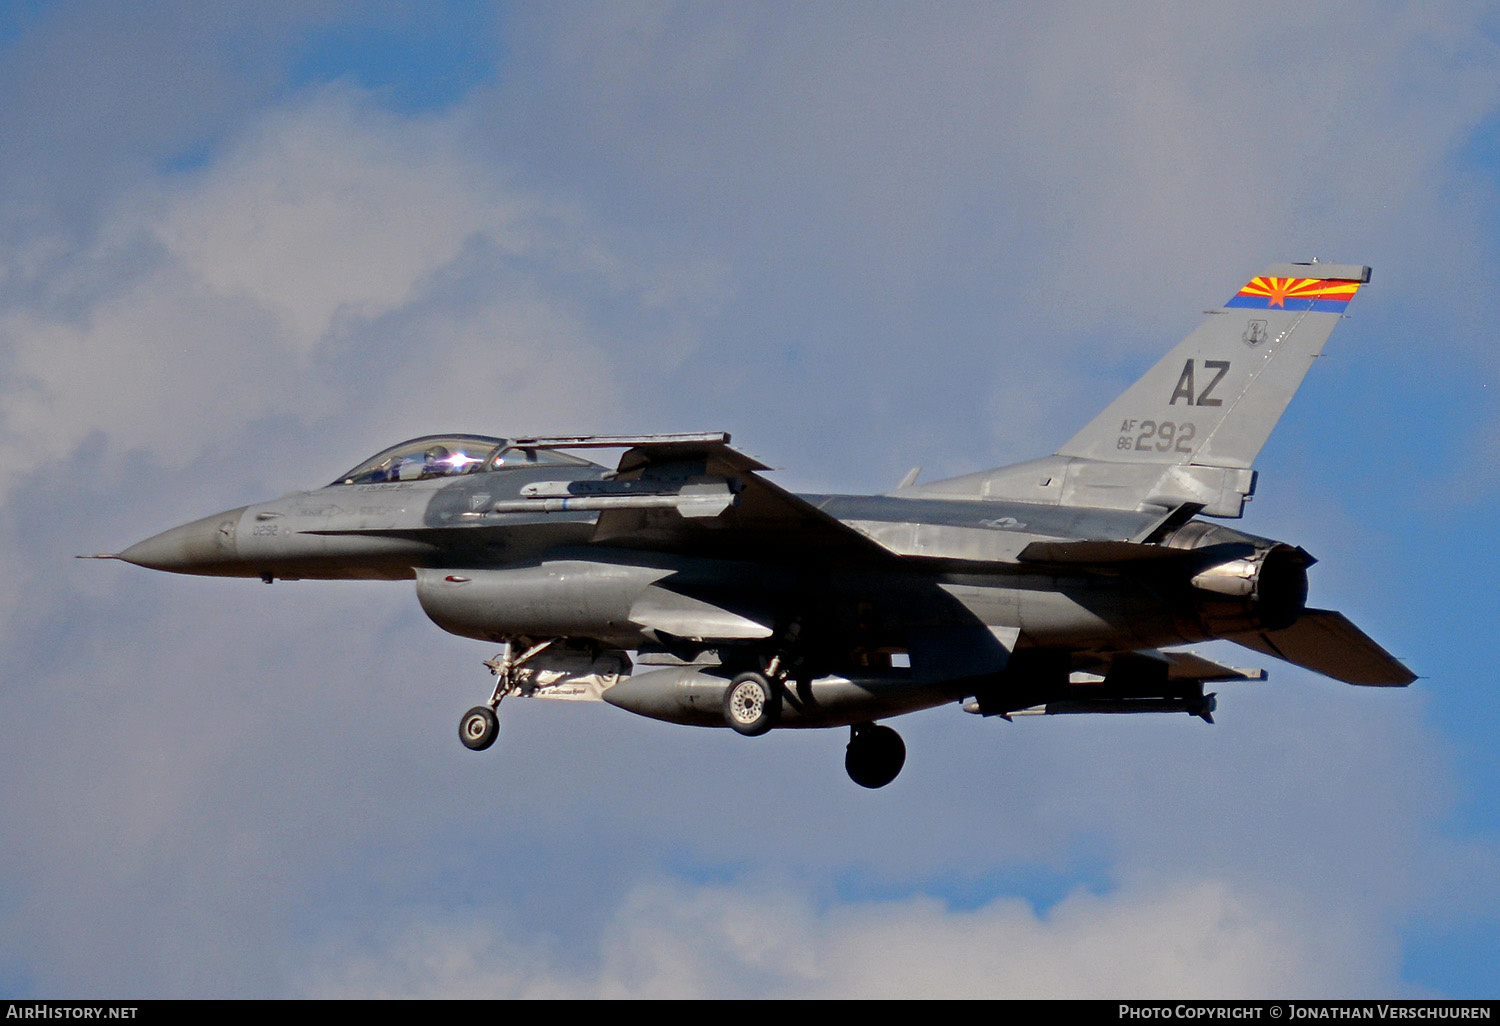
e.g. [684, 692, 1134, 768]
[92, 261, 1413, 788]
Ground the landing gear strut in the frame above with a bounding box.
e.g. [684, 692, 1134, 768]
[845, 723, 905, 788]
[721, 625, 801, 736]
[457, 639, 554, 753]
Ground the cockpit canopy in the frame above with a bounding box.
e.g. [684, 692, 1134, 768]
[334, 435, 592, 486]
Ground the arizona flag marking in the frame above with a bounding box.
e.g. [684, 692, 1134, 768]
[1225, 276, 1361, 313]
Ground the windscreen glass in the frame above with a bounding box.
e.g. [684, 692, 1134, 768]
[335, 435, 506, 485]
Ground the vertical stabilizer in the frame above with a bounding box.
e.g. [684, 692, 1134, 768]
[1057, 262, 1370, 469]
[911, 262, 1371, 515]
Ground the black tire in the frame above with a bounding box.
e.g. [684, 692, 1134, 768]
[459, 705, 499, 751]
[845, 724, 906, 788]
[722, 672, 781, 736]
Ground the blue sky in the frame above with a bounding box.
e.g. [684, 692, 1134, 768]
[1, 1, 1497, 997]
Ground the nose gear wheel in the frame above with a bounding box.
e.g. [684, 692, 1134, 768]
[459, 706, 499, 750]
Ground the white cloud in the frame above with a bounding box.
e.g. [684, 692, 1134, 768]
[483, 2, 1500, 488]
[0, 86, 721, 505]
[153, 92, 526, 351]
[299, 876, 1398, 998]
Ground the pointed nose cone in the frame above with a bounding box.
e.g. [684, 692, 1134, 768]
[118, 507, 248, 575]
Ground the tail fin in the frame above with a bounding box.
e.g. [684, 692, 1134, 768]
[913, 262, 1371, 516]
[1058, 262, 1370, 469]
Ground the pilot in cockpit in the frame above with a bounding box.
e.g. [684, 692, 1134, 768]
[420, 445, 451, 479]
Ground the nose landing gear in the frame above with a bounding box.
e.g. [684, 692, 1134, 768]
[457, 639, 555, 753]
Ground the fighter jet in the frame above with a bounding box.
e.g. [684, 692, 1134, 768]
[94, 260, 1413, 788]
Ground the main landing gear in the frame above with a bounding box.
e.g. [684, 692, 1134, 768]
[845, 723, 906, 789]
[723, 671, 782, 736]
[718, 635, 906, 787]
[722, 671, 907, 788]
[715, 647, 909, 788]
[721, 634, 798, 736]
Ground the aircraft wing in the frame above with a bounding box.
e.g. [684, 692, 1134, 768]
[510, 434, 898, 564]
[1227, 608, 1415, 686]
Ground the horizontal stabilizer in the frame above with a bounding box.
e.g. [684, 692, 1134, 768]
[1228, 608, 1414, 687]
